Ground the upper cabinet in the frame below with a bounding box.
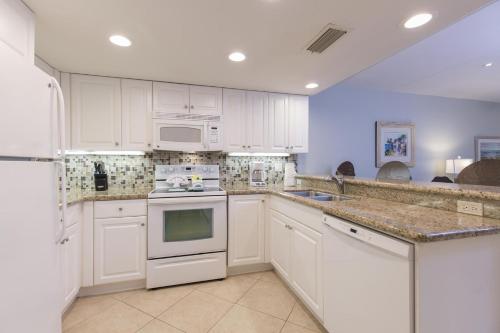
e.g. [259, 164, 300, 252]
[153, 82, 189, 115]
[153, 82, 222, 117]
[0, 0, 34, 63]
[71, 75, 122, 150]
[121, 79, 153, 151]
[288, 95, 309, 153]
[269, 93, 309, 154]
[70, 75, 153, 151]
[223, 89, 268, 152]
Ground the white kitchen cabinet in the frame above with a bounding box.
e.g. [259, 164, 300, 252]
[269, 197, 323, 319]
[61, 222, 81, 311]
[153, 82, 222, 116]
[290, 219, 323, 317]
[153, 82, 190, 115]
[228, 195, 266, 267]
[189, 85, 222, 115]
[223, 89, 268, 152]
[223, 89, 247, 151]
[121, 79, 153, 151]
[71, 74, 122, 150]
[94, 216, 147, 285]
[0, 0, 34, 63]
[60, 203, 82, 312]
[269, 209, 293, 282]
[288, 95, 309, 153]
[268, 94, 309, 153]
[268, 93, 289, 153]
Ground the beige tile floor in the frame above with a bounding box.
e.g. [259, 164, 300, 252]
[63, 270, 327, 333]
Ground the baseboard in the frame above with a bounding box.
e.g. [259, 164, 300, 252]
[77, 279, 146, 297]
[227, 262, 273, 276]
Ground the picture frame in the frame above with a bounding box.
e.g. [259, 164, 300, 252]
[475, 136, 500, 161]
[376, 122, 415, 167]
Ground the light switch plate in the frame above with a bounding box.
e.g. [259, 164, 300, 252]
[274, 162, 283, 172]
[457, 200, 483, 216]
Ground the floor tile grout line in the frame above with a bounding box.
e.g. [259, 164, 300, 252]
[152, 287, 197, 320]
[133, 316, 155, 333]
[206, 303, 237, 332]
[62, 296, 123, 332]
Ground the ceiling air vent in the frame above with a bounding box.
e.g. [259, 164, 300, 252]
[306, 24, 347, 54]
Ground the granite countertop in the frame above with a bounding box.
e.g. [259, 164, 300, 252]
[66, 184, 500, 243]
[67, 187, 152, 205]
[224, 184, 500, 243]
[296, 174, 500, 201]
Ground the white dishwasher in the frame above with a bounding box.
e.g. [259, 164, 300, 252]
[323, 215, 414, 333]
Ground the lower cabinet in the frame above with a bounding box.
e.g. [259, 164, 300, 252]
[60, 204, 82, 311]
[269, 200, 324, 320]
[269, 210, 293, 280]
[94, 216, 147, 285]
[228, 195, 266, 267]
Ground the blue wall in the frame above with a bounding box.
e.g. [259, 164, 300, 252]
[297, 85, 500, 181]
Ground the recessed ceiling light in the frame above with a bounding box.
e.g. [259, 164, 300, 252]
[305, 82, 319, 89]
[484, 62, 493, 68]
[109, 35, 132, 47]
[404, 13, 433, 29]
[228, 52, 246, 62]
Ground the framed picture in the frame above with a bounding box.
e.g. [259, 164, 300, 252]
[475, 136, 500, 161]
[376, 122, 415, 167]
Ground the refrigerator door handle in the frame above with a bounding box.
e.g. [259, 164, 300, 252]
[50, 77, 66, 158]
[55, 160, 67, 244]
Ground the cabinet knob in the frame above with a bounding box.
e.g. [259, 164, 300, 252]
[184, 105, 188, 109]
[141, 223, 145, 226]
[118, 207, 123, 211]
[190, 105, 194, 109]
[147, 143, 151, 147]
[115, 142, 119, 146]
[157, 145, 160, 148]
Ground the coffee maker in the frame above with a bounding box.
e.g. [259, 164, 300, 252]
[249, 161, 266, 187]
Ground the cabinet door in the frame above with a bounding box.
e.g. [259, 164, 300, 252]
[94, 216, 147, 285]
[71, 75, 122, 150]
[290, 220, 323, 318]
[288, 95, 309, 153]
[270, 210, 292, 282]
[0, 0, 34, 62]
[228, 195, 266, 267]
[246, 91, 268, 152]
[121, 79, 153, 151]
[223, 89, 247, 152]
[268, 93, 289, 153]
[153, 82, 189, 115]
[189, 85, 222, 115]
[61, 222, 81, 311]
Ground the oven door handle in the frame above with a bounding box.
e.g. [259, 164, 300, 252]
[148, 196, 227, 205]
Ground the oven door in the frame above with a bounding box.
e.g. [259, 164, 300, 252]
[148, 196, 227, 259]
[153, 119, 206, 151]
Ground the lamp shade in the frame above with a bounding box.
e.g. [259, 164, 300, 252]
[446, 157, 473, 175]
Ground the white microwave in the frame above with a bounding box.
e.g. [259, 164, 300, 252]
[153, 118, 223, 152]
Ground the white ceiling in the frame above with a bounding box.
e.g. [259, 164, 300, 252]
[344, 1, 500, 103]
[25, 0, 493, 95]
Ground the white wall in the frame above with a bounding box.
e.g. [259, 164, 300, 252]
[297, 85, 500, 181]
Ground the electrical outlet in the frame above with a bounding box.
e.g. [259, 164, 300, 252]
[457, 200, 483, 216]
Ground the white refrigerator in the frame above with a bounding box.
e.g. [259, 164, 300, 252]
[0, 42, 66, 333]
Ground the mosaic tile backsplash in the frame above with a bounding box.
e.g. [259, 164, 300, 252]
[65, 152, 296, 191]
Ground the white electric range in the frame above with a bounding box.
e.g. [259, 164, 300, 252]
[146, 165, 227, 289]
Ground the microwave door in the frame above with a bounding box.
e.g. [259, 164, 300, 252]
[154, 121, 205, 151]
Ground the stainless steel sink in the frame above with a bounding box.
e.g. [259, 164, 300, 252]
[285, 190, 351, 202]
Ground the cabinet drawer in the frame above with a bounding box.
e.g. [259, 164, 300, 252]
[94, 200, 147, 218]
